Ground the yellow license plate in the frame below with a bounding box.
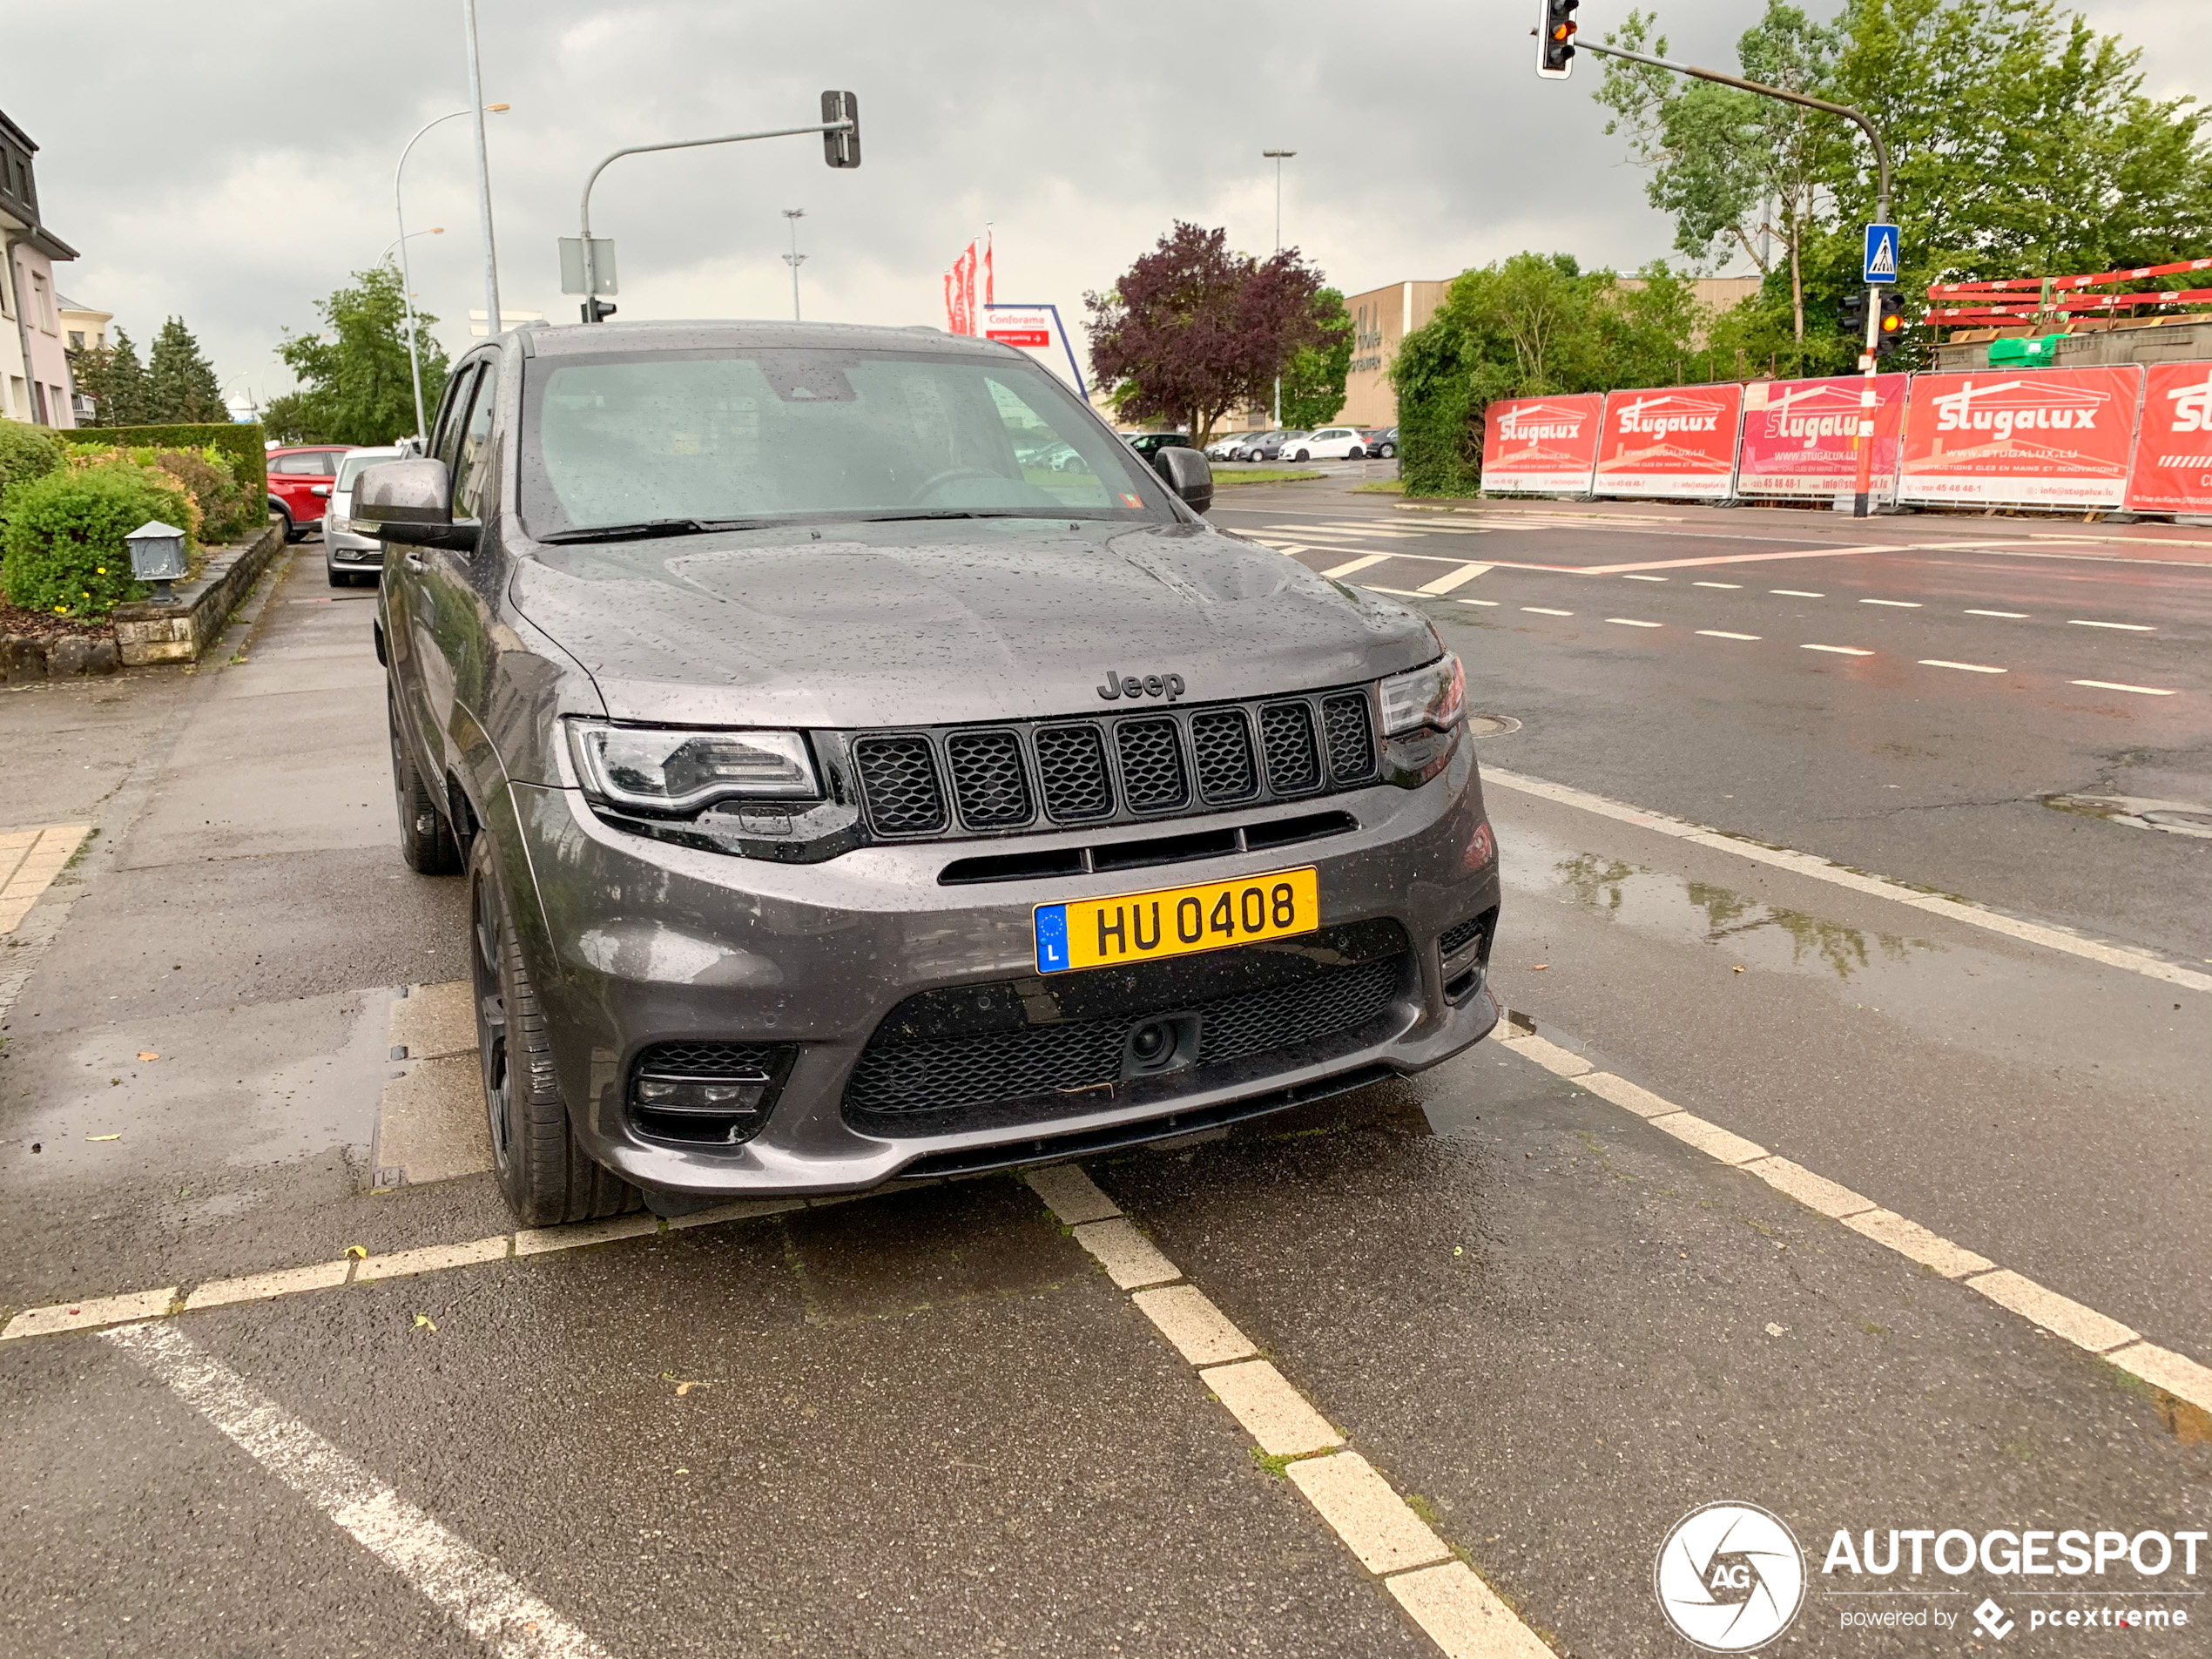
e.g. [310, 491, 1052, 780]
[1034, 867, 1319, 974]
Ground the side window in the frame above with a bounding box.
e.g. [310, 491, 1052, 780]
[450, 368, 499, 520]
[431, 364, 482, 473]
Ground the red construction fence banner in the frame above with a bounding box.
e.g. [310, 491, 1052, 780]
[2125, 361, 2212, 515]
[1898, 365, 2143, 509]
[1479, 395, 1603, 494]
[1593, 383, 1744, 498]
[1734, 374, 1908, 501]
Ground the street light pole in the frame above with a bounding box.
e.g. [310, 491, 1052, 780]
[461, 0, 503, 347]
[381, 227, 444, 266]
[1263, 148, 1296, 428]
[395, 105, 506, 444]
[782, 208, 806, 321]
[1575, 36, 1893, 516]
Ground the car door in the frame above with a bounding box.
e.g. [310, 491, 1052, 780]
[408, 358, 493, 779]
[428, 352, 503, 798]
[389, 362, 481, 778]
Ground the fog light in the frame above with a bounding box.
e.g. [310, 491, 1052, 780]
[634, 1076, 767, 1114]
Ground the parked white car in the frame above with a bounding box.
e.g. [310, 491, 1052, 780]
[1280, 426, 1370, 462]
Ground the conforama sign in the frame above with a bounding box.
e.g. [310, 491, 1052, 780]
[1735, 374, 1907, 501]
[1900, 365, 2143, 508]
[1480, 395, 1602, 494]
[1593, 385, 1744, 497]
[2125, 362, 2212, 515]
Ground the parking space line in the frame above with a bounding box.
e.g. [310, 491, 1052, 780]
[1521, 607, 1573, 617]
[1606, 618, 1662, 629]
[1966, 609, 2028, 618]
[1691, 581, 1741, 589]
[1025, 1163, 1554, 1658]
[1480, 765, 2212, 994]
[2071, 679, 2178, 697]
[2069, 619, 2154, 631]
[1696, 631, 1761, 641]
[1770, 590, 1824, 597]
[1490, 1027, 2212, 1417]
[1919, 659, 2007, 674]
[1802, 643, 1874, 655]
[1860, 598, 1921, 608]
[105, 1322, 617, 1659]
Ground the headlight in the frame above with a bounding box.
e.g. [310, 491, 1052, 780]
[1379, 654, 1465, 735]
[568, 721, 820, 813]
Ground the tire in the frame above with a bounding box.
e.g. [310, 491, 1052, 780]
[388, 687, 462, 874]
[470, 831, 643, 1226]
[273, 503, 299, 542]
[327, 562, 352, 588]
[1382, 443, 1396, 459]
[1294, 449, 1311, 462]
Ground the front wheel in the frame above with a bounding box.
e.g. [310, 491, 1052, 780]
[388, 687, 462, 874]
[1293, 449, 1311, 462]
[471, 831, 643, 1226]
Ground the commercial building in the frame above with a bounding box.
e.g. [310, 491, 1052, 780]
[1, 108, 80, 428]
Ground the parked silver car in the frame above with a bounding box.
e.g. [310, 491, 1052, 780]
[362, 320, 1500, 1225]
[323, 445, 405, 586]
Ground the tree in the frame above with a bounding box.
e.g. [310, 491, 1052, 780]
[1085, 223, 1330, 448]
[1279, 287, 1354, 430]
[1596, 4, 1844, 346]
[71, 326, 149, 428]
[276, 264, 448, 448]
[145, 317, 228, 422]
[1390, 253, 1714, 496]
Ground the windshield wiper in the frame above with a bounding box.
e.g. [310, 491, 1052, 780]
[536, 517, 767, 544]
[853, 509, 1070, 524]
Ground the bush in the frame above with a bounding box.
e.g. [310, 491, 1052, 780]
[0, 421, 66, 521]
[1, 463, 195, 619]
[156, 448, 255, 542]
[57, 421, 266, 507]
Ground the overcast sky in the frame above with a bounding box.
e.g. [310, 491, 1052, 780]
[3, 0, 2202, 408]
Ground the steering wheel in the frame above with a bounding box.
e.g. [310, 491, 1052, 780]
[910, 466, 1001, 504]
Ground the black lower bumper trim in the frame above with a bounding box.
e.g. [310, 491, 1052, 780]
[892, 1062, 1398, 1180]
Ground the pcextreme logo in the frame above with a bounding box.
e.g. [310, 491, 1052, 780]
[1655, 1502, 1807, 1652]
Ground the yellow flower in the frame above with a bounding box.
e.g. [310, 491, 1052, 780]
[96, 566, 106, 574]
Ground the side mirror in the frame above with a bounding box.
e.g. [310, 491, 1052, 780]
[1154, 446, 1212, 515]
[357, 457, 477, 551]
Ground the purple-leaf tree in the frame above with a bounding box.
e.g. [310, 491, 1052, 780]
[1085, 222, 1329, 449]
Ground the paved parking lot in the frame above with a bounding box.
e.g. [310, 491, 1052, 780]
[3, 498, 2207, 1657]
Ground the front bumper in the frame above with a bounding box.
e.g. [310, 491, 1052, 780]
[506, 733, 1501, 1198]
[325, 529, 386, 566]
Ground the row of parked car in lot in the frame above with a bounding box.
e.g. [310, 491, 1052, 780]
[1205, 425, 1396, 462]
[262, 442, 404, 586]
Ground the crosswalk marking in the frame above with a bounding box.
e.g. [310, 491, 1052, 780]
[1418, 563, 1494, 595]
[1321, 554, 1390, 578]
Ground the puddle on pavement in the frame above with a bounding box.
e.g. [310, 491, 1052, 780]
[1500, 821, 1941, 986]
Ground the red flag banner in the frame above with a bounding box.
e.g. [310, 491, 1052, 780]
[2125, 361, 2212, 516]
[1480, 395, 1603, 494]
[1592, 384, 1744, 498]
[1734, 374, 1907, 501]
[1898, 366, 2144, 509]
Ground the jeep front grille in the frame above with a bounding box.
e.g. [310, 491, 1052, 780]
[844, 685, 1381, 842]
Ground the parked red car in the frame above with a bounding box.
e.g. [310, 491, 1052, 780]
[265, 446, 351, 542]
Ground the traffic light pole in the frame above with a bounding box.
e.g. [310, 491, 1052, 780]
[1574, 37, 1892, 516]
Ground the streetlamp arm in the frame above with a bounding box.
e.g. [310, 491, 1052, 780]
[578, 119, 856, 239]
[1577, 37, 1888, 221]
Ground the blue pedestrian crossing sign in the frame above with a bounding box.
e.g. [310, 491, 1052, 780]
[1863, 223, 1900, 284]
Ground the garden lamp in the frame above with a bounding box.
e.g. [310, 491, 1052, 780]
[125, 520, 187, 604]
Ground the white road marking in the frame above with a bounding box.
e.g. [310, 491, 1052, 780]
[1022, 1167, 1552, 1657]
[1697, 630, 1761, 641]
[1521, 606, 1574, 617]
[1860, 598, 1921, 607]
[2068, 619, 2154, 631]
[1919, 659, 2007, 674]
[1458, 597, 1501, 607]
[1692, 581, 1742, 589]
[1321, 554, 1390, 578]
[1481, 765, 2212, 994]
[1492, 1030, 2212, 1415]
[1802, 644, 1873, 655]
[103, 1322, 617, 1659]
[1619, 573, 1669, 582]
[3, 1287, 176, 1339]
[1419, 563, 1494, 594]
[1770, 589, 1824, 597]
[1966, 609, 2028, 618]
[1070, 1217, 1179, 1288]
[1606, 617, 1663, 628]
[2071, 679, 2178, 697]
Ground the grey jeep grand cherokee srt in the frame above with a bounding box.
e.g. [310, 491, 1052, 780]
[364, 320, 1500, 1225]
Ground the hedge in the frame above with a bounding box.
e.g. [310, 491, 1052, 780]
[60, 421, 266, 506]
[0, 421, 67, 521]
[1, 462, 197, 618]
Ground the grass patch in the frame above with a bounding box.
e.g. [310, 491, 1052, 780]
[1211, 469, 1323, 487]
[1352, 479, 1405, 494]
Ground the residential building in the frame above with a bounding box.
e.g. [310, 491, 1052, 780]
[58, 293, 111, 423]
[1, 108, 79, 427]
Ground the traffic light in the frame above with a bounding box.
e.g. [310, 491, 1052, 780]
[1536, 0, 1578, 78]
[1874, 290, 1906, 358]
[1838, 291, 1868, 337]
[581, 298, 617, 323]
[822, 91, 860, 169]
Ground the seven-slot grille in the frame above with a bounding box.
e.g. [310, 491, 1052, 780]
[847, 686, 1382, 840]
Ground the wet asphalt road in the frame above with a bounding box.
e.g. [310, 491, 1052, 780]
[1, 510, 2206, 1658]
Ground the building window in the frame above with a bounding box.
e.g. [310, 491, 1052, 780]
[67, 329, 84, 350]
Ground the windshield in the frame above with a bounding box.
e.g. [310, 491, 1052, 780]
[518, 346, 1175, 539]
[336, 452, 400, 489]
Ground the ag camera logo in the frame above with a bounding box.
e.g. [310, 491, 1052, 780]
[1656, 1502, 1807, 1652]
